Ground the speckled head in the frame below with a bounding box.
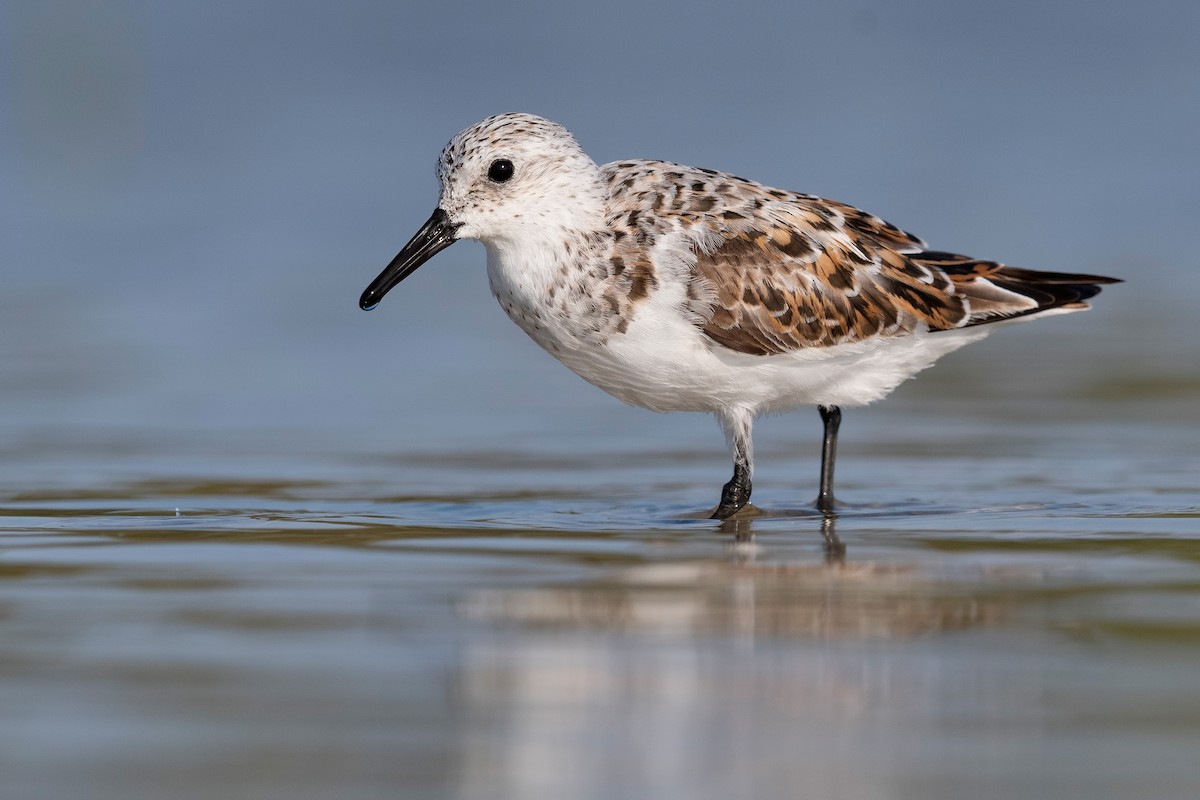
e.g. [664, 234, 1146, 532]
[435, 112, 604, 241]
[360, 113, 603, 310]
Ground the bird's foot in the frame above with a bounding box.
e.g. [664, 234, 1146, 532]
[712, 477, 751, 520]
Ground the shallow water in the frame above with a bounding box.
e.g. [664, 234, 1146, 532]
[3, 348, 1199, 800]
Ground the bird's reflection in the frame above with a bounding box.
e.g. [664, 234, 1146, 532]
[451, 509, 1011, 796]
[821, 514, 847, 563]
[718, 509, 846, 564]
[461, 511, 1001, 641]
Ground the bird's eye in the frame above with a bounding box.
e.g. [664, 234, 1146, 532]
[487, 159, 514, 183]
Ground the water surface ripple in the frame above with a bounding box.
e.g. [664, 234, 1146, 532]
[2, 407, 1198, 800]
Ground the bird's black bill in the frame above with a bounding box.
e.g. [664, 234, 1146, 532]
[359, 208, 458, 310]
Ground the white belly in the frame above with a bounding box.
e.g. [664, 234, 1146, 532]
[545, 303, 991, 415]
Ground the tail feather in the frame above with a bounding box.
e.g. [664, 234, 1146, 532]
[909, 251, 1121, 328]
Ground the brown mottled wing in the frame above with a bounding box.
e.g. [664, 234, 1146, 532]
[910, 251, 1122, 326]
[599, 161, 1119, 354]
[695, 201, 970, 355]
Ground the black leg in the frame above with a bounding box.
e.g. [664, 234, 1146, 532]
[713, 410, 754, 520]
[713, 459, 751, 520]
[816, 405, 841, 514]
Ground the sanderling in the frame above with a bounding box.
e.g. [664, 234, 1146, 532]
[360, 113, 1119, 519]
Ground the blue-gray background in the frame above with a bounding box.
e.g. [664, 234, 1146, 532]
[3, 0, 1197, 457]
